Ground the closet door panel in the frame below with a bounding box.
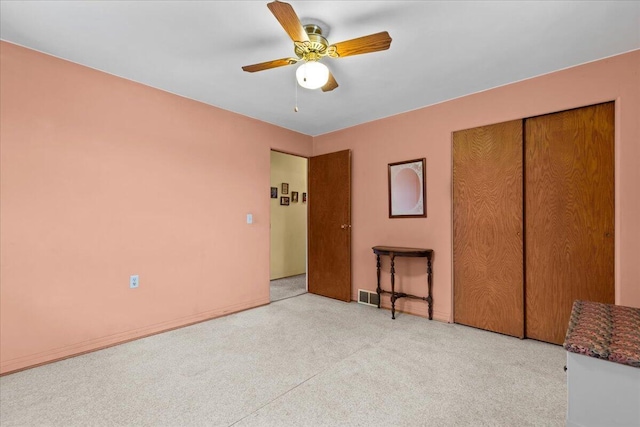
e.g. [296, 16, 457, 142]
[453, 120, 524, 338]
[525, 102, 615, 345]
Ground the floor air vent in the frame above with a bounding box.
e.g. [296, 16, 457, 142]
[358, 289, 380, 307]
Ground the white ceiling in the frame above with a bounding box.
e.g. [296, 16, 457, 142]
[1, 1, 639, 136]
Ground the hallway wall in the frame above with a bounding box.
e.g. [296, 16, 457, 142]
[270, 151, 307, 280]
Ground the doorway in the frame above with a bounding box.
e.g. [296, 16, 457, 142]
[270, 150, 308, 301]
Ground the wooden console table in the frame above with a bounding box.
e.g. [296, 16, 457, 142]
[372, 246, 434, 320]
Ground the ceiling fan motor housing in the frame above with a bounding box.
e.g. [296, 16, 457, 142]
[295, 25, 329, 61]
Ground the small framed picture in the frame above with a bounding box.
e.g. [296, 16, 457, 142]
[281, 183, 289, 195]
[280, 196, 290, 206]
[302, 193, 307, 203]
[270, 187, 278, 198]
[388, 158, 426, 218]
[291, 191, 299, 202]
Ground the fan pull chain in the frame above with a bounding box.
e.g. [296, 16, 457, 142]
[294, 76, 299, 112]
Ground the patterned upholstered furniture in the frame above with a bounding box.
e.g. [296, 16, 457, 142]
[564, 300, 640, 427]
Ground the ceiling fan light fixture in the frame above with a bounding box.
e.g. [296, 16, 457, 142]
[296, 61, 329, 90]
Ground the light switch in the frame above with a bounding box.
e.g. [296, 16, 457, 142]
[247, 213, 253, 224]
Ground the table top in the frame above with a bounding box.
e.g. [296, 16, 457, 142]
[564, 300, 640, 368]
[372, 246, 433, 257]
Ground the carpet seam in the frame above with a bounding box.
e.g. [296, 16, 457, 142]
[226, 344, 374, 426]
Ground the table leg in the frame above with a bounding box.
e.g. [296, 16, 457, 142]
[427, 254, 433, 320]
[376, 254, 381, 309]
[390, 253, 396, 319]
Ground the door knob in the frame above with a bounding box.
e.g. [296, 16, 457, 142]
[341, 224, 352, 229]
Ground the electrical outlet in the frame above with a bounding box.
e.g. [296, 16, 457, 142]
[130, 275, 139, 289]
[247, 213, 253, 224]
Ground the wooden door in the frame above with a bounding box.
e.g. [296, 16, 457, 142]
[308, 150, 351, 302]
[453, 120, 524, 338]
[525, 102, 614, 345]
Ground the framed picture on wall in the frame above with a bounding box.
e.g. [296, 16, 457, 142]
[291, 191, 299, 202]
[281, 183, 289, 194]
[302, 193, 307, 203]
[280, 196, 290, 206]
[270, 187, 278, 198]
[388, 158, 426, 218]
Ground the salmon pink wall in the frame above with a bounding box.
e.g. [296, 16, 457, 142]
[313, 50, 640, 322]
[0, 42, 312, 374]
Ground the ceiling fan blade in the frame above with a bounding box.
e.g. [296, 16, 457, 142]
[267, 1, 310, 43]
[242, 57, 298, 73]
[329, 31, 392, 58]
[321, 72, 339, 92]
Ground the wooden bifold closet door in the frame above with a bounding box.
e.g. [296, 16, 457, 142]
[453, 120, 525, 338]
[525, 103, 615, 344]
[453, 102, 614, 345]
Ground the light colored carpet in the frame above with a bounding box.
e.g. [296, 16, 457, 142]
[270, 274, 306, 302]
[0, 294, 566, 426]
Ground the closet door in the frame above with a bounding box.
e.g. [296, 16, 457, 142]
[525, 102, 615, 345]
[453, 120, 524, 338]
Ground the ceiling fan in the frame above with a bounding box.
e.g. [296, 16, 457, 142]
[241, 1, 392, 92]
